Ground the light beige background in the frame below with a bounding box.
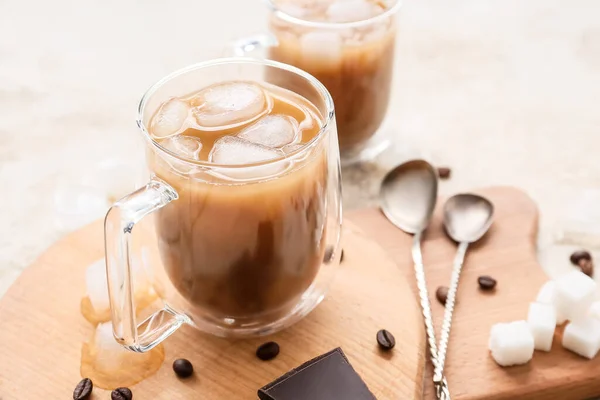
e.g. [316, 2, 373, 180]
[1, 0, 600, 296]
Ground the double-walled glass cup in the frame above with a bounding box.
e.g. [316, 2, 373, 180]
[104, 58, 343, 352]
[234, 0, 401, 164]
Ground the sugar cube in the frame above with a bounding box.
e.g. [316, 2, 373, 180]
[589, 301, 600, 320]
[535, 281, 568, 324]
[527, 302, 556, 351]
[536, 281, 554, 304]
[555, 271, 597, 321]
[562, 317, 600, 359]
[488, 321, 535, 367]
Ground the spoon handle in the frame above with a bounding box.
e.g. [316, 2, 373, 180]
[411, 233, 440, 364]
[412, 233, 451, 399]
[434, 241, 469, 383]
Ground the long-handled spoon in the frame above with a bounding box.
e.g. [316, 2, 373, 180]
[433, 194, 494, 389]
[379, 160, 451, 397]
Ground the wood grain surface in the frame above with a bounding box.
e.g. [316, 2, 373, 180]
[349, 186, 600, 400]
[0, 220, 424, 399]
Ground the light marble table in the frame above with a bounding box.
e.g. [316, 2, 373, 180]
[1, 0, 600, 301]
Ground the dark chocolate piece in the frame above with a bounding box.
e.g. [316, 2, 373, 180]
[258, 347, 375, 400]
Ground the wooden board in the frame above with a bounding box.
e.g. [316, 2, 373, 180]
[348, 186, 600, 400]
[0, 220, 425, 399]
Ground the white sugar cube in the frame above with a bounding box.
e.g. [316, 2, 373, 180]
[562, 317, 600, 359]
[555, 271, 596, 321]
[536, 281, 554, 304]
[527, 302, 556, 351]
[535, 281, 568, 324]
[489, 321, 535, 367]
[589, 301, 600, 320]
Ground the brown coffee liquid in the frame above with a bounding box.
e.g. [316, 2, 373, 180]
[269, 0, 396, 152]
[148, 81, 327, 326]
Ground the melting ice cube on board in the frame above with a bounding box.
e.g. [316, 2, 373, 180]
[85, 257, 151, 313]
[238, 115, 298, 148]
[150, 98, 191, 139]
[92, 322, 130, 371]
[192, 82, 267, 129]
[86, 258, 110, 312]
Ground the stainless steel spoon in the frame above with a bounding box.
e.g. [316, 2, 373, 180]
[433, 194, 494, 388]
[380, 160, 451, 397]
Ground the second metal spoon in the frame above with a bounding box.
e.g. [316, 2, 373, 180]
[433, 194, 494, 387]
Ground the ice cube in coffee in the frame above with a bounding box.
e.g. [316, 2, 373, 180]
[147, 80, 329, 327]
[267, 0, 398, 155]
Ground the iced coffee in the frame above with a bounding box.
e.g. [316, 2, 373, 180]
[146, 80, 328, 326]
[268, 0, 397, 154]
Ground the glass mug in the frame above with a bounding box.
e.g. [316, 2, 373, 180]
[234, 0, 401, 164]
[104, 58, 343, 352]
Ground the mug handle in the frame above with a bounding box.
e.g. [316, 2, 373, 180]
[104, 177, 187, 352]
[231, 33, 278, 57]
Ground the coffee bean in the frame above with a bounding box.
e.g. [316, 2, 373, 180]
[73, 378, 93, 400]
[376, 329, 396, 351]
[323, 246, 334, 263]
[256, 341, 280, 361]
[478, 275, 497, 290]
[437, 167, 451, 179]
[111, 387, 133, 400]
[578, 259, 594, 278]
[570, 250, 592, 265]
[436, 286, 448, 305]
[173, 358, 194, 378]
[340, 249, 345, 263]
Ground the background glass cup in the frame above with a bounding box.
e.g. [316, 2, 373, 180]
[233, 0, 401, 165]
[104, 58, 343, 352]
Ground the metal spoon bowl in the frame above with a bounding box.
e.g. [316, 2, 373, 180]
[443, 194, 494, 243]
[380, 159, 438, 234]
